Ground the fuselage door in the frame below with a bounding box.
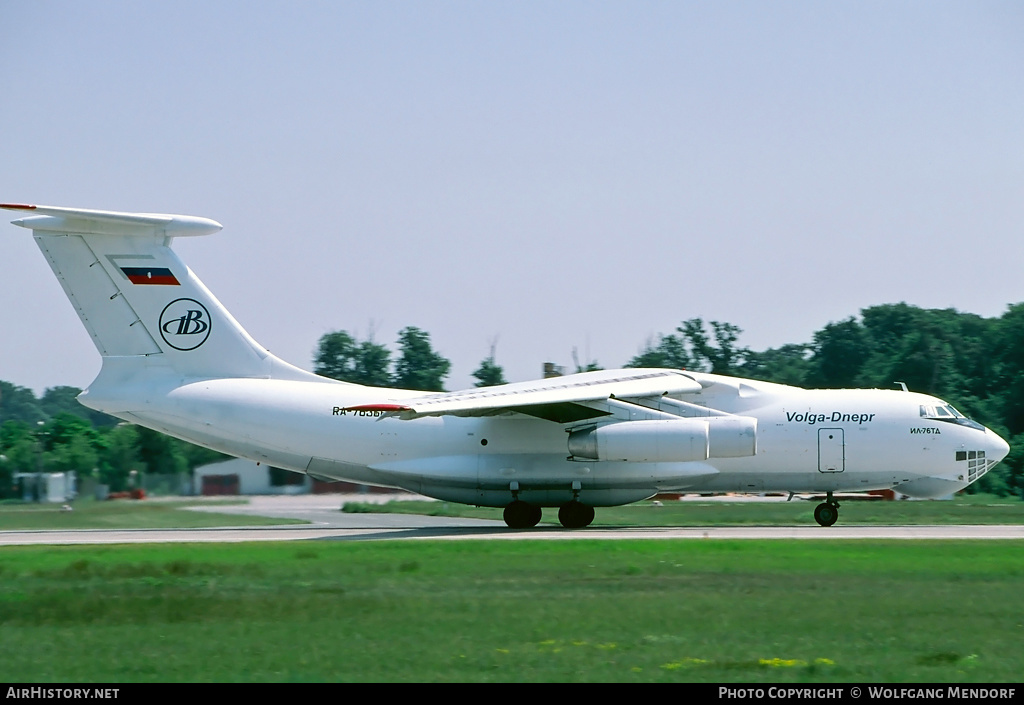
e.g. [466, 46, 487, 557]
[818, 428, 845, 473]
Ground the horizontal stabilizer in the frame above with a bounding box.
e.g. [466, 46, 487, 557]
[2, 203, 222, 237]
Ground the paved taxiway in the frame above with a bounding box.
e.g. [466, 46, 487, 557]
[1, 494, 1023, 545]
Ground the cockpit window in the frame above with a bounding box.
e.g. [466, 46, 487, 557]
[920, 404, 984, 430]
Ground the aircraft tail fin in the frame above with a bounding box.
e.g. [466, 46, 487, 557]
[3, 204, 319, 384]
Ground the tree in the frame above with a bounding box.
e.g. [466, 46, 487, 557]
[41, 386, 118, 428]
[313, 330, 392, 386]
[857, 305, 950, 394]
[740, 344, 813, 386]
[1, 381, 117, 430]
[99, 423, 142, 492]
[314, 330, 357, 381]
[46, 430, 100, 477]
[678, 318, 749, 374]
[805, 317, 869, 388]
[473, 338, 507, 387]
[0, 381, 45, 425]
[0, 421, 40, 497]
[42, 412, 104, 450]
[392, 327, 451, 391]
[135, 426, 188, 476]
[993, 303, 1024, 434]
[626, 333, 690, 369]
[42, 413, 104, 476]
[625, 319, 748, 374]
[352, 339, 392, 387]
[473, 356, 506, 387]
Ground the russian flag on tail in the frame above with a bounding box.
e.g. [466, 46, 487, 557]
[120, 267, 180, 285]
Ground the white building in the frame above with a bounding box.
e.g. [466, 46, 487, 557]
[191, 458, 399, 496]
[192, 458, 311, 496]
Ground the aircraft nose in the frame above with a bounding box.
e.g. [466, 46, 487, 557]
[986, 428, 1011, 464]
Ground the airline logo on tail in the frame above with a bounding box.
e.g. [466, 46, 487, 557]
[159, 298, 211, 350]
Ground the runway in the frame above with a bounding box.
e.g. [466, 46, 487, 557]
[3, 524, 1024, 546]
[1, 495, 1023, 545]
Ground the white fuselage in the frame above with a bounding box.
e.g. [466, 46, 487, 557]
[5, 203, 1008, 517]
[81, 368, 1008, 507]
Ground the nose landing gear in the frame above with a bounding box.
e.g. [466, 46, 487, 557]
[814, 492, 840, 527]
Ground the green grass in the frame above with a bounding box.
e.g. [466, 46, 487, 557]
[0, 497, 305, 530]
[1, 540, 1022, 682]
[344, 493, 1024, 526]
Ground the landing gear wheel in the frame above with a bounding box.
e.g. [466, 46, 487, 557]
[814, 502, 838, 527]
[503, 501, 542, 529]
[558, 501, 595, 529]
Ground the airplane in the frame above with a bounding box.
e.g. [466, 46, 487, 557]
[2, 203, 1010, 528]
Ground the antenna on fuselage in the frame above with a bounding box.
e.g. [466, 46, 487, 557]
[895, 382, 909, 392]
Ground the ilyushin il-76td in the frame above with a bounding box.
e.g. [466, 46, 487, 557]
[3, 204, 1010, 528]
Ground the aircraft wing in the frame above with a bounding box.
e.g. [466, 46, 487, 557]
[346, 368, 703, 423]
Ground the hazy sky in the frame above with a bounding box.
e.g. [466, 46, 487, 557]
[2, 1, 1023, 394]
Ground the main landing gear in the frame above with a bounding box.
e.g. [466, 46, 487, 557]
[557, 501, 595, 529]
[503, 500, 542, 529]
[501, 500, 596, 529]
[814, 492, 840, 527]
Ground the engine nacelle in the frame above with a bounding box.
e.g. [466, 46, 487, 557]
[567, 416, 757, 462]
[568, 419, 708, 462]
[706, 414, 758, 458]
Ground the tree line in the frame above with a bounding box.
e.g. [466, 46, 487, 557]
[2, 302, 1022, 499]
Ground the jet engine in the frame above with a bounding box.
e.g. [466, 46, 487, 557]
[567, 416, 756, 462]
